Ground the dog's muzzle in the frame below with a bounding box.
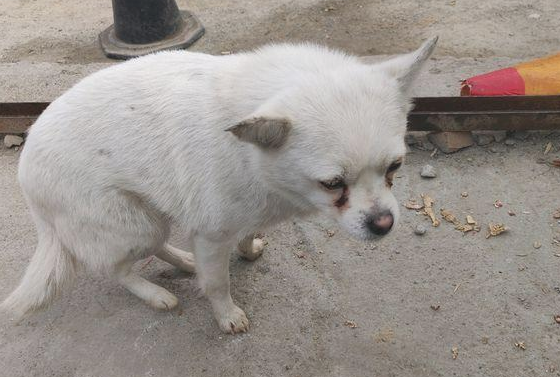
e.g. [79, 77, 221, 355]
[365, 210, 394, 236]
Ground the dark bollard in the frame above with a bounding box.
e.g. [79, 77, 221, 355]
[99, 0, 204, 59]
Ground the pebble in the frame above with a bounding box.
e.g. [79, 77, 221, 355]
[533, 241, 542, 249]
[489, 144, 506, 153]
[414, 225, 427, 235]
[504, 138, 516, 146]
[3, 135, 24, 148]
[420, 164, 437, 178]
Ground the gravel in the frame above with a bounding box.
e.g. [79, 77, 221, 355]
[420, 164, 437, 178]
[475, 134, 494, 146]
[493, 131, 508, 143]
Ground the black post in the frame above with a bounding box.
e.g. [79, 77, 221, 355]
[99, 0, 204, 60]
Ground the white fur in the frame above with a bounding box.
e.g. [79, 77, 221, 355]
[1, 38, 437, 333]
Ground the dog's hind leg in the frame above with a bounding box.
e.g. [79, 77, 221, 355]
[114, 260, 178, 310]
[156, 243, 196, 273]
[237, 234, 265, 261]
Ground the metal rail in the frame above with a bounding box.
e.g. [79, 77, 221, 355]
[1, 96, 560, 134]
[410, 95, 560, 131]
[0, 102, 48, 134]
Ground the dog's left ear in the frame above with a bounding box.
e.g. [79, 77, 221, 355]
[373, 36, 438, 92]
[226, 117, 292, 149]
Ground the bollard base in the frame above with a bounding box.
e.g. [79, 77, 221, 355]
[99, 10, 204, 60]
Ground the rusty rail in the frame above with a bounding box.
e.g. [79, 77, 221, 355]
[0, 102, 48, 134]
[1, 96, 560, 134]
[410, 95, 560, 131]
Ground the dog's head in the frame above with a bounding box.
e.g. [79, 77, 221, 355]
[227, 38, 437, 240]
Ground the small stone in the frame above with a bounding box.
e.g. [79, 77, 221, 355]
[3, 135, 24, 148]
[504, 138, 516, 146]
[533, 241, 542, 249]
[414, 225, 427, 235]
[554, 315, 560, 324]
[420, 164, 437, 178]
[427, 131, 474, 154]
[326, 229, 335, 237]
[493, 131, 507, 143]
[489, 144, 506, 153]
[461, 192, 469, 198]
[475, 133, 494, 146]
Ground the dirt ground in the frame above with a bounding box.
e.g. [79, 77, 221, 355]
[1, 1, 560, 376]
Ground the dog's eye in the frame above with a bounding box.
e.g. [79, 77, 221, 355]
[320, 177, 345, 190]
[387, 161, 402, 173]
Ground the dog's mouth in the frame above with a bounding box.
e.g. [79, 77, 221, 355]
[357, 227, 392, 241]
[337, 222, 386, 242]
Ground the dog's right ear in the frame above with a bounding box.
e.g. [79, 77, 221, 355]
[373, 36, 438, 93]
[226, 117, 292, 149]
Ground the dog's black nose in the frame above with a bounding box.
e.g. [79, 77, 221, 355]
[365, 211, 394, 235]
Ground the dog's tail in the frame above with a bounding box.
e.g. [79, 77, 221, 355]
[1, 225, 76, 320]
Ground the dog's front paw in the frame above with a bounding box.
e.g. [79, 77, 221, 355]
[216, 305, 249, 334]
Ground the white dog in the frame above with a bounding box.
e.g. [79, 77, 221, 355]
[2, 37, 437, 333]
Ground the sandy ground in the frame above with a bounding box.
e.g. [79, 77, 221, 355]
[1, 0, 560, 376]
